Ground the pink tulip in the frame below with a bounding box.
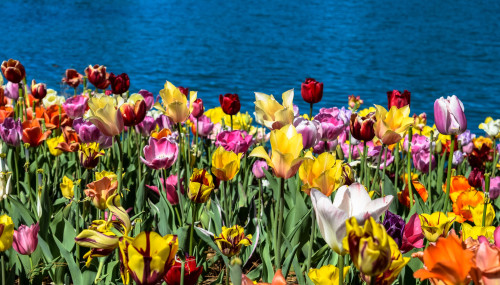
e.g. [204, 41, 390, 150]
[140, 137, 178, 170]
[146, 175, 183, 205]
[62, 95, 88, 119]
[494, 226, 500, 248]
[216, 130, 253, 154]
[488, 177, 500, 200]
[252, 160, 268, 179]
[400, 213, 424, 253]
[293, 117, 321, 149]
[13, 223, 39, 255]
[190, 114, 214, 137]
[433, 95, 467, 135]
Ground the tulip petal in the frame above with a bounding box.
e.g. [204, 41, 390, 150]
[249, 146, 272, 168]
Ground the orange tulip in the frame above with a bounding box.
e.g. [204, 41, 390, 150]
[55, 126, 80, 153]
[414, 234, 474, 285]
[84, 177, 118, 210]
[442, 175, 473, 203]
[22, 120, 51, 148]
[398, 180, 428, 208]
[450, 189, 484, 223]
[43, 105, 71, 130]
[242, 269, 291, 285]
[0, 106, 14, 124]
[151, 128, 172, 139]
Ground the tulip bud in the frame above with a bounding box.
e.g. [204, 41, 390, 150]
[84, 65, 110, 90]
[120, 100, 147, 126]
[1, 59, 25, 83]
[163, 256, 203, 285]
[4, 82, 19, 100]
[348, 95, 363, 110]
[387, 89, 411, 109]
[13, 223, 39, 255]
[219, 93, 241, 115]
[79, 143, 104, 169]
[252, 160, 268, 179]
[468, 168, 484, 189]
[434, 95, 467, 135]
[293, 117, 321, 149]
[350, 113, 375, 142]
[488, 177, 500, 200]
[413, 113, 427, 131]
[31, 79, 47, 100]
[301, 78, 323, 104]
[109, 73, 130, 94]
[191, 98, 204, 118]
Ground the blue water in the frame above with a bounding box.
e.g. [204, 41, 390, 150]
[2, 0, 500, 133]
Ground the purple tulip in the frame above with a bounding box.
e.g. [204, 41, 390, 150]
[452, 150, 465, 166]
[4, 82, 19, 100]
[146, 175, 182, 205]
[216, 130, 253, 154]
[434, 95, 467, 135]
[62, 95, 88, 119]
[190, 114, 214, 137]
[293, 117, 321, 149]
[141, 137, 178, 170]
[252, 160, 268, 179]
[73, 118, 113, 149]
[0, 118, 22, 146]
[135, 116, 157, 137]
[488, 176, 500, 200]
[314, 107, 349, 141]
[313, 140, 338, 154]
[13, 223, 39, 255]
[413, 149, 436, 173]
[400, 213, 424, 253]
[458, 130, 475, 154]
[156, 114, 175, 130]
[382, 211, 405, 248]
[138, 89, 154, 110]
[368, 145, 395, 169]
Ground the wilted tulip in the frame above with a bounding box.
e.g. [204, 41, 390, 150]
[211, 146, 242, 181]
[85, 65, 110, 90]
[163, 255, 203, 285]
[219, 93, 241, 115]
[433, 95, 467, 135]
[387, 89, 411, 109]
[293, 117, 321, 149]
[62, 69, 83, 89]
[13, 223, 39, 255]
[0, 214, 14, 252]
[350, 112, 375, 142]
[120, 100, 147, 126]
[62, 95, 88, 119]
[109, 73, 130, 94]
[141, 137, 178, 170]
[214, 225, 252, 257]
[191, 98, 204, 118]
[1, 59, 25, 83]
[31, 79, 47, 100]
[252, 160, 268, 179]
[84, 177, 118, 210]
[301, 78, 323, 104]
[188, 169, 214, 203]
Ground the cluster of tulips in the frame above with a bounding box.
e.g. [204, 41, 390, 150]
[0, 58, 500, 285]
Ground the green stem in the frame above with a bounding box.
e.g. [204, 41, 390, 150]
[394, 143, 400, 191]
[29, 255, 33, 284]
[13, 147, 19, 195]
[483, 174, 491, 227]
[492, 140, 498, 177]
[275, 177, 285, 268]
[258, 179, 263, 218]
[338, 254, 344, 285]
[309, 102, 313, 119]
[306, 210, 316, 272]
[176, 123, 185, 223]
[427, 131, 434, 205]
[370, 144, 385, 193]
[224, 265, 229, 285]
[1, 254, 4, 285]
[407, 128, 414, 209]
[114, 136, 124, 196]
[94, 257, 106, 283]
[443, 135, 456, 212]
[230, 115, 233, 131]
[362, 142, 368, 188]
[189, 202, 196, 256]
[382, 145, 388, 200]
[348, 134, 352, 163]
[195, 119, 199, 167]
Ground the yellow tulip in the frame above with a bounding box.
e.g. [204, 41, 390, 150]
[155, 81, 196, 123]
[471, 203, 495, 226]
[461, 223, 495, 243]
[211, 146, 242, 181]
[60, 176, 75, 199]
[79, 142, 105, 169]
[119, 232, 178, 285]
[254, 89, 295, 129]
[249, 124, 305, 179]
[46, 135, 65, 156]
[204, 107, 225, 124]
[299, 152, 345, 197]
[0, 214, 14, 252]
[188, 168, 214, 203]
[95, 170, 118, 183]
[214, 225, 252, 257]
[374, 105, 414, 145]
[366, 236, 410, 285]
[308, 265, 350, 285]
[358, 107, 376, 117]
[419, 212, 455, 242]
[86, 96, 124, 137]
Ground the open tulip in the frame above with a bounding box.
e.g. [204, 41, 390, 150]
[84, 177, 118, 210]
[163, 255, 203, 285]
[214, 225, 252, 257]
[215, 130, 253, 154]
[188, 169, 214, 203]
[254, 90, 295, 129]
[22, 120, 51, 148]
[308, 265, 350, 285]
[299, 152, 345, 196]
[62, 95, 88, 119]
[46, 135, 65, 156]
[301, 78, 323, 104]
[60, 176, 75, 199]
[0, 214, 14, 252]
[479, 117, 500, 138]
[219, 93, 240, 115]
[141, 137, 178, 170]
[374, 105, 413, 145]
[85, 65, 110, 90]
[249, 124, 305, 179]
[1, 59, 25, 83]
[211, 146, 242, 181]
[419, 212, 455, 242]
[155, 81, 196, 124]
[86, 96, 124, 137]
[62, 69, 83, 89]
[387, 89, 411, 109]
[13, 223, 39, 255]
[433, 95, 467, 135]
[190, 115, 214, 137]
[310, 183, 393, 254]
[109, 73, 130, 94]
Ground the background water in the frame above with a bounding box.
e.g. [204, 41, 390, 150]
[2, 0, 500, 132]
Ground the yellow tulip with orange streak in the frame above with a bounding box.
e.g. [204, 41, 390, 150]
[254, 89, 295, 129]
[299, 151, 345, 197]
[374, 105, 414, 145]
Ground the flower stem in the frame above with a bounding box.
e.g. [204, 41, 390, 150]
[483, 173, 491, 227]
[176, 123, 185, 223]
[443, 135, 456, 212]
[225, 265, 229, 285]
[492, 140, 498, 177]
[181, 259, 186, 285]
[427, 131, 434, 205]
[309, 102, 313, 119]
[306, 210, 316, 273]
[338, 254, 344, 285]
[189, 202, 196, 256]
[394, 143, 400, 191]
[362, 142, 368, 187]
[275, 177, 285, 269]
[1, 253, 5, 285]
[114, 135, 124, 195]
[407, 128, 414, 208]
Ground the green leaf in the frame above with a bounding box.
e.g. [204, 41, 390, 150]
[54, 236, 82, 285]
[194, 227, 229, 266]
[63, 219, 77, 251]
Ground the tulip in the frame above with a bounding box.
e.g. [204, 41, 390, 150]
[141, 137, 178, 170]
[137, 90, 154, 110]
[215, 130, 253, 154]
[85, 65, 110, 90]
[315, 112, 349, 141]
[12, 223, 39, 255]
[4, 82, 19, 100]
[46, 135, 66, 156]
[95, 170, 119, 183]
[254, 90, 295, 129]
[350, 112, 376, 142]
[0, 165, 12, 202]
[293, 117, 321, 149]
[135, 116, 157, 137]
[190, 114, 214, 137]
[214, 225, 252, 257]
[79, 142, 104, 169]
[219, 93, 241, 115]
[308, 265, 350, 285]
[249, 124, 305, 179]
[479, 117, 500, 138]
[163, 255, 203, 285]
[155, 81, 196, 124]
[471, 203, 495, 227]
[344, 216, 392, 277]
[488, 176, 500, 200]
[119, 232, 178, 285]
[41, 89, 66, 108]
[458, 130, 475, 154]
[86, 96, 124, 137]
[348, 95, 364, 110]
[22, 120, 51, 148]
[31, 79, 47, 100]
[146, 175, 182, 205]
[73, 118, 109, 145]
[382, 211, 405, 248]
[84, 177, 118, 210]
[178, 86, 189, 96]
[62, 69, 83, 89]
[60, 176, 75, 199]
[374, 105, 413, 145]
[0, 117, 22, 147]
[120, 100, 147, 127]
[1, 59, 25, 83]
[434, 95, 467, 135]
[468, 168, 484, 188]
[299, 152, 345, 196]
[387, 89, 411, 109]
[313, 140, 338, 155]
[109, 73, 130, 94]
[451, 189, 484, 223]
[400, 213, 424, 253]
[310, 183, 393, 254]
[301, 78, 323, 104]
[211, 146, 242, 181]
[191, 98, 204, 118]
[419, 212, 455, 242]
[461, 223, 495, 242]
[252, 160, 268, 179]
[62, 95, 88, 119]
[188, 169, 214, 203]
[0, 214, 14, 252]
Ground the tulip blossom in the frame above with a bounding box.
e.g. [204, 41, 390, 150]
[79, 142, 104, 169]
[190, 114, 214, 137]
[254, 90, 295, 129]
[293, 117, 321, 149]
[146, 175, 182, 205]
[471, 241, 500, 284]
[120, 100, 147, 126]
[0, 214, 14, 252]
[141, 137, 178, 170]
[109, 73, 130, 94]
[1, 59, 25, 83]
[382, 211, 405, 248]
[85, 65, 110, 90]
[310, 183, 393, 254]
[155, 81, 196, 124]
[461, 223, 495, 242]
[84, 177, 118, 210]
[46, 135, 65, 156]
[62, 69, 83, 89]
[0, 117, 22, 147]
[191, 98, 204, 118]
[350, 112, 376, 142]
[214, 225, 252, 257]
[31, 79, 47, 100]
[299, 152, 346, 196]
[188, 169, 214, 203]
[60, 176, 75, 199]
[135, 116, 157, 137]
[308, 265, 350, 285]
[41, 89, 65, 108]
[433, 95, 467, 135]
[73, 118, 112, 148]
[252, 160, 268, 179]
[314, 109, 349, 142]
[313, 140, 338, 155]
[348, 95, 364, 110]
[374, 105, 414, 145]
[13, 223, 39, 255]
[215, 130, 253, 154]
[86, 96, 124, 137]
[249, 124, 305, 179]
[387, 89, 411, 109]
[419, 212, 455, 242]
[211, 146, 242, 181]
[62, 95, 88, 119]
[4, 82, 19, 100]
[488, 176, 500, 200]
[479, 117, 500, 138]
[163, 255, 203, 285]
[177, 86, 189, 96]
[22, 119, 51, 148]
[219, 93, 241, 115]
[301, 78, 323, 104]
[413, 112, 427, 131]
[400, 213, 424, 253]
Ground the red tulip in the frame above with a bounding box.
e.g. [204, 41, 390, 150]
[349, 113, 375, 142]
[120, 100, 147, 126]
[191, 98, 204, 118]
[109, 73, 130, 94]
[219, 93, 240, 115]
[177, 86, 189, 96]
[163, 256, 203, 285]
[84, 65, 110, 90]
[62, 69, 83, 88]
[1, 59, 25, 83]
[387, 89, 411, 109]
[301, 78, 323, 104]
[31, 79, 47, 100]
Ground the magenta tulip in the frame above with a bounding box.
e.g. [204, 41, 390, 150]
[293, 117, 321, 149]
[400, 213, 424, 253]
[146, 175, 183, 205]
[140, 137, 178, 170]
[433, 95, 467, 135]
[215, 130, 253, 154]
[13, 223, 39, 255]
[62, 95, 88, 119]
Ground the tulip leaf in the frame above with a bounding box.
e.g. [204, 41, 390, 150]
[38, 235, 54, 261]
[7, 196, 35, 225]
[82, 270, 97, 285]
[281, 242, 300, 280]
[194, 227, 230, 266]
[62, 219, 76, 251]
[261, 239, 274, 282]
[134, 175, 146, 213]
[176, 225, 190, 252]
[54, 236, 83, 285]
[229, 260, 242, 285]
[281, 231, 305, 285]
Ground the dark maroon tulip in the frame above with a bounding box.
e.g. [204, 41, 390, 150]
[191, 98, 204, 118]
[387, 89, 411, 109]
[301, 78, 323, 104]
[120, 100, 147, 127]
[350, 113, 375, 142]
[178, 86, 189, 96]
[84, 65, 110, 89]
[163, 256, 203, 285]
[109, 73, 130, 94]
[468, 168, 484, 189]
[1, 59, 25, 83]
[31, 79, 47, 100]
[62, 69, 83, 88]
[219, 93, 240, 115]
